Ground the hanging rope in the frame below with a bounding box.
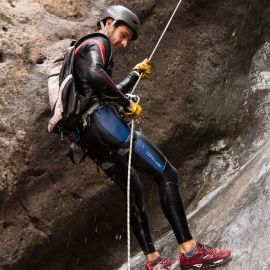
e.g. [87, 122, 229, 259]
[126, 0, 184, 269]
[131, 0, 184, 95]
[127, 119, 134, 270]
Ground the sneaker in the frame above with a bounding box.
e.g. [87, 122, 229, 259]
[146, 256, 179, 270]
[179, 242, 232, 269]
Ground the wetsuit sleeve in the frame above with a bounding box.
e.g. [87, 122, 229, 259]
[116, 71, 140, 94]
[75, 41, 130, 108]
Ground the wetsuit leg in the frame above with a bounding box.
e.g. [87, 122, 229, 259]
[132, 131, 193, 243]
[80, 104, 192, 250]
[79, 105, 155, 255]
[103, 156, 156, 255]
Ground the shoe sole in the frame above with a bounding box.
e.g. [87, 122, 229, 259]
[170, 260, 180, 270]
[180, 255, 232, 270]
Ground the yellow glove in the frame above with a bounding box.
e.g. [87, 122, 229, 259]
[123, 101, 142, 119]
[132, 58, 151, 79]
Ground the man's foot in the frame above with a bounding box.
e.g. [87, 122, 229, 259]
[179, 242, 232, 269]
[145, 256, 178, 270]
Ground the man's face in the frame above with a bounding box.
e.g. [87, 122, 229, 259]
[105, 19, 133, 52]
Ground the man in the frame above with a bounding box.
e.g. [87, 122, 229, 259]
[71, 5, 232, 270]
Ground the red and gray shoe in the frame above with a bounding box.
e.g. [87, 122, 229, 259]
[145, 256, 179, 270]
[179, 242, 232, 269]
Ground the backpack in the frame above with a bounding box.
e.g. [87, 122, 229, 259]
[47, 33, 111, 133]
[47, 34, 112, 163]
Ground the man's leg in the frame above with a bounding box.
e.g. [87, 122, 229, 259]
[131, 131, 193, 245]
[102, 155, 157, 256]
[96, 154, 177, 269]
[131, 131, 231, 269]
[79, 106, 177, 268]
[78, 106, 158, 257]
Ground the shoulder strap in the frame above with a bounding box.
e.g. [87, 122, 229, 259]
[73, 33, 112, 68]
[74, 38, 106, 66]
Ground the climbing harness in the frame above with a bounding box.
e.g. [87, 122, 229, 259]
[68, 126, 87, 164]
[126, 0, 184, 269]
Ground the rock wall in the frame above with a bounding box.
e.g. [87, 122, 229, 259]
[1, 0, 270, 269]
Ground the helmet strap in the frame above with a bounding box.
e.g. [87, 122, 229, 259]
[100, 20, 107, 35]
[100, 19, 117, 36]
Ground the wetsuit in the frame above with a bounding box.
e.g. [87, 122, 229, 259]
[73, 33, 193, 254]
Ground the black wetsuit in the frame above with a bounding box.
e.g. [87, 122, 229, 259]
[73, 33, 192, 254]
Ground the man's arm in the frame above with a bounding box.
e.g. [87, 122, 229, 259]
[116, 58, 151, 93]
[74, 40, 130, 108]
[116, 71, 140, 94]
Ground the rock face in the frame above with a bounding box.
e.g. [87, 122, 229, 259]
[124, 137, 270, 270]
[0, 0, 270, 269]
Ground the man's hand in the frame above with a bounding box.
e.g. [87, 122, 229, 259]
[123, 100, 142, 119]
[132, 58, 151, 79]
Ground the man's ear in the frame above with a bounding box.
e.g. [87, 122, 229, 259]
[105, 18, 114, 28]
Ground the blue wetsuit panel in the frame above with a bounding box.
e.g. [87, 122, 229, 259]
[95, 106, 130, 144]
[134, 137, 166, 173]
[93, 105, 166, 174]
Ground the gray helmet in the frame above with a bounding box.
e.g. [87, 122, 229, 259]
[98, 5, 140, 40]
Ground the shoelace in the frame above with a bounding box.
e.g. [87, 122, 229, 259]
[197, 243, 219, 259]
[159, 257, 172, 269]
[198, 243, 213, 251]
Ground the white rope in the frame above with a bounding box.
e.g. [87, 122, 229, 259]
[131, 0, 184, 95]
[127, 120, 134, 270]
[126, 0, 184, 269]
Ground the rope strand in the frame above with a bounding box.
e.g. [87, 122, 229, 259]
[127, 120, 134, 270]
[131, 0, 184, 95]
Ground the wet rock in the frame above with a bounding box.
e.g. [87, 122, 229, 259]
[209, 139, 231, 152]
[0, 122, 8, 133]
[37, 0, 87, 19]
[15, 130, 26, 142]
[29, 51, 46, 65]
[123, 141, 270, 270]
[250, 42, 270, 91]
